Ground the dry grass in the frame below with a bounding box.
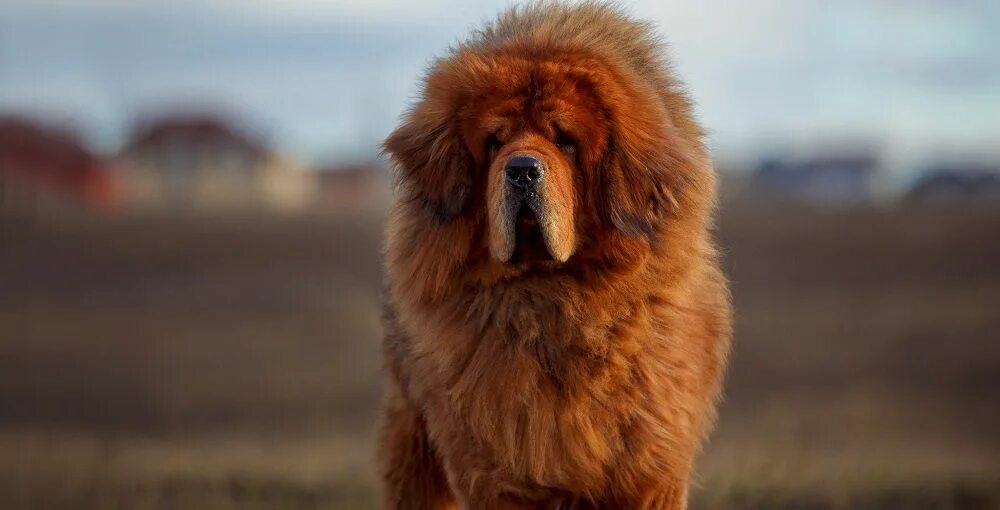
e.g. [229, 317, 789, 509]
[0, 204, 998, 509]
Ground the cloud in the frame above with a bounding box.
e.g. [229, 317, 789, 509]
[1, 0, 997, 163]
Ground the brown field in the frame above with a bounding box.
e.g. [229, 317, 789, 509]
[1, 203, 998, 509]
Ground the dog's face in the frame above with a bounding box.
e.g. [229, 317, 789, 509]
[464, 56, 611, 266]
[386, 47, 706, 283]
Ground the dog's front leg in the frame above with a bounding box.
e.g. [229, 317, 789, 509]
[377, 384, 456, 510]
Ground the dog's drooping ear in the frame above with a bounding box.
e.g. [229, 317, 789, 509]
[604, 140, 676, 238]
[384, 106, 471, 221]
[602, 114, 697, 239]
[581, 65, 691, 239]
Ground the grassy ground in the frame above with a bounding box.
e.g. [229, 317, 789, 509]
[0, 204, 998, 509]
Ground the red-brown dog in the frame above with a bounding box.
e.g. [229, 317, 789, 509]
[380, 3, 731, 508]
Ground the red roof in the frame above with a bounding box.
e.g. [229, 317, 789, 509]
[0, 116, 116, 209]
[0, 117, 94, 174]
[124, 114, 266, 158]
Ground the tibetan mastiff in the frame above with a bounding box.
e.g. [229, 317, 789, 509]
[379, 3, 731, 509]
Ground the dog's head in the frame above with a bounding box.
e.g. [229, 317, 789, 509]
[385, 21, 712, 289]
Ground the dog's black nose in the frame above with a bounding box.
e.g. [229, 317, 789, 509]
[505, 155, 543, 191]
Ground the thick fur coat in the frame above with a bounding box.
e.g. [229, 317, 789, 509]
[379, 3, 731, 508]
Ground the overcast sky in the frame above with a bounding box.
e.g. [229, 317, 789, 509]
[2, 0, 998, 171]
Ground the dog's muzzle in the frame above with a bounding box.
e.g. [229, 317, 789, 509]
[489, 152, 574, 264]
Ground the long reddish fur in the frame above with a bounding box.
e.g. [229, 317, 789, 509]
[379, 3, 731, 509]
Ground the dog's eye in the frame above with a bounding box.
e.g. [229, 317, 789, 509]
[555, 130, 577, 157]
[485, 133, 502, 156]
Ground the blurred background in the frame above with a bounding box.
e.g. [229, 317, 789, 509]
[1, 1, 998, 509]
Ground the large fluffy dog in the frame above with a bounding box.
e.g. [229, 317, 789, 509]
[379, 3, 731, 508]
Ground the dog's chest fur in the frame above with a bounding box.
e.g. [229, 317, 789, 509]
[404, 283, 669, 494]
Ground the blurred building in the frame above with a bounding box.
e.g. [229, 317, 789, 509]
[907, 163, 1000, 205]
[0, 116, 117, 214]
[753, 151, 880, 204]
[314, 162, 392, 212]
[116, 114, 316, 214]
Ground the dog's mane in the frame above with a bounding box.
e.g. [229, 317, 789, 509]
[467, 1, 704, 146]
